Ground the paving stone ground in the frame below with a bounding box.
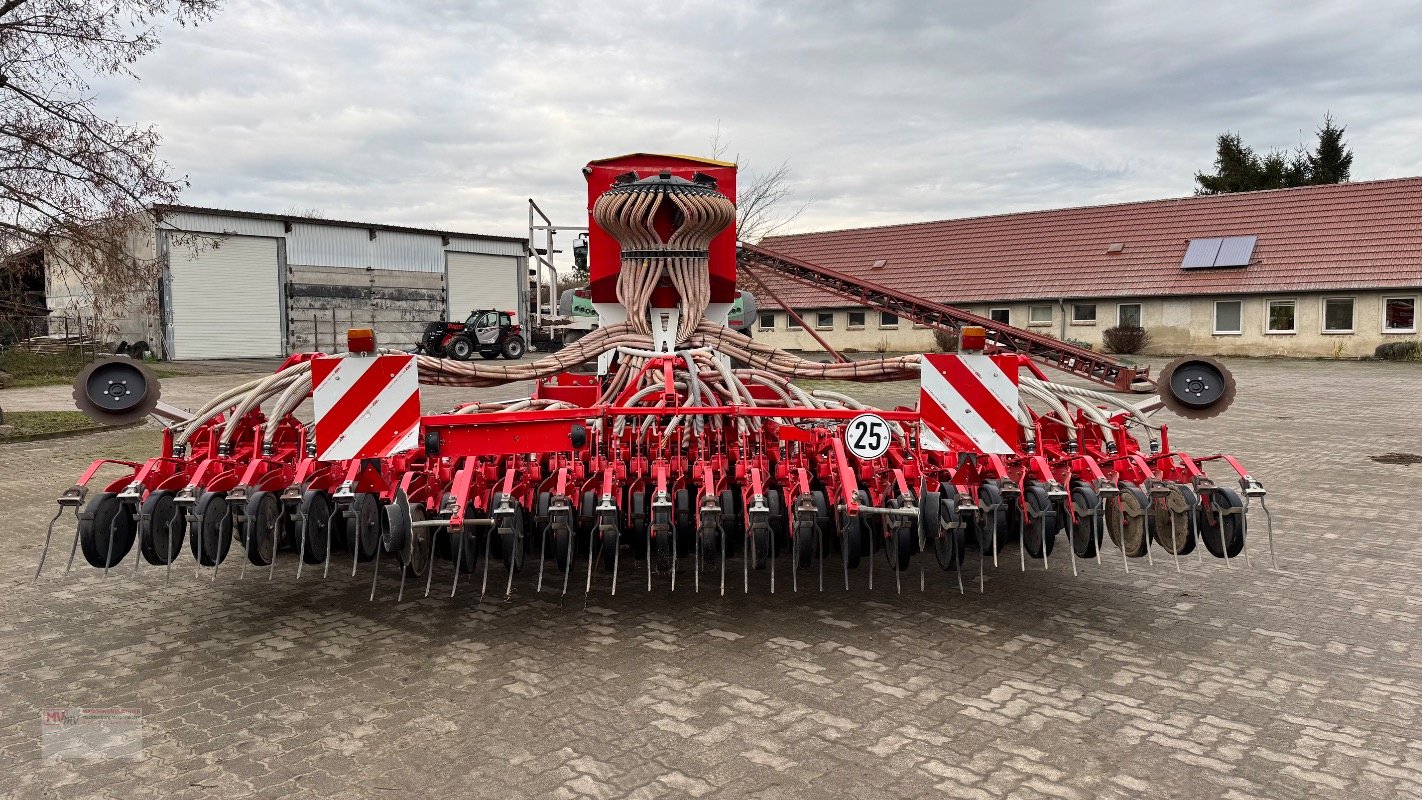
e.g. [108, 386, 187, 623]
[1, 358, 1420, 799]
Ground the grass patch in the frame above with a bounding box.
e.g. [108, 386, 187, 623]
[0, 350, 182, 389]
[0, 410, 101, 439]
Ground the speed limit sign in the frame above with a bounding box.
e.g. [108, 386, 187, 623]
[844, 413, 891, 460]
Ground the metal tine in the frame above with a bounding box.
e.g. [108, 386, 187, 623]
[693, 526, 701, 594]
[422, 525, 440, 598]
[193, 502, 205, 579]
[350, 515, 361, 577]
[1241, 504, 1253, 569]
[450, 527, 467, 598]
[1216, 496, 1232, 571]
[718, 524, 727, 596]
[268, 507, 282, 581]
[561, 527, 573, 598]
[1168, 503, 1182, 574]
[368, 539, 382, 601]
[296, 512, 309, 580]
[977, 523, 986, 594]
[1115, 496, 1130, 575]
[648, 535, 655, 593]
[102, 505, 121, 579]
[1194, 503, 1204, 565]
[892, 531, 901, 596]
[612, 529, 622, 596]
[480, 527, 493, 598]
[1141, 499, 1154, 568]
[64, 507, 84, 577]
[670, 523, 677, 593]
[322, 507, 339, 579]
[1093, 499, 1104, 566]
[133, 503, 144, 578]
[769, 522, 777, 595]
[1064, 503, 1078, 578]
[536, 522, 548, 594]
[791, 525, 799, 594]
[744, 528, 751, 595]
[397, 554, 408, 603]
[867, 520, 874, 592]
[1258, 497, 1278, 570]
[1040, 510, 1050, 572]
[240, 509, 250, 580]
[991, 502, 999, 569]
[166, 511, 180, 585]
[34, 505, 67, 583]
[817, 525, 824, 592]
[504, 534, 517, 599]
[1018, 506, 1027, 573]
[841, 524, 850, 591]
[585, 526, 597, 599]
[211, 504, 234, 584]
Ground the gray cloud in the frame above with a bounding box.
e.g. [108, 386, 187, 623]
[93, 0, 1422, 238]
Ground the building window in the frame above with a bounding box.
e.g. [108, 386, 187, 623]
[1213, 300, 1242, 335]
[1322, 297, 1354, 333]
[1071, 303, 1097, 324]
[1117, 303, 1142, 328]
[1266, 300, 1295, 334]
[758, 313, 775, 330]
[847, 310, 866, 329]
[787, 311, 803, 330]
[879, 311, 898, 328]
[1384, 297, 1416, 333]
[815, 311, 834, 330]
[1028, 305, 1053, 326]
[989, 308, 1010, 324]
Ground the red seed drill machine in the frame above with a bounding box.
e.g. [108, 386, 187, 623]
[37, 153, 1271, 599]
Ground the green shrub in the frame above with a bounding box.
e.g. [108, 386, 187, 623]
[1102, 325, 1151, 355]
[1374, 341, 1422, 362]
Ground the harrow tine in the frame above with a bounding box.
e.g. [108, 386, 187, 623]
[166, 512, 179, 586]
[1168, 506, 1181, 574]
[743, 531, 750, 595]
[867, 527, 873, 592]
[422, 525, 440, 598]
[977, 533, 985, 593]
[1093, 500, 1104, 566]
[268, 509, 281, 582]
[212, 504, 233, 584]
[1258, 497, 1277, 570]
[296, 512, 309, 580]
[537, 524, 548, 594]
[818, 526, 824, 592]
[561, 530, 573, 598]
[769, 526, 776, 595]
[1141, 502, 1154, 569]
[450, 526, 466, 598]
[791, 529, 799, 594]
[504, 542, 516, 599]
[322, 507, 339, 579]
[350, 523, 360, 577]
[1064, 508, 1078, 578]
[1115, 497, 1130, 575]
[585, 531, 596, 598]
[670, 526, 677, 593]
[1018, 509, 1026, 573]
[714, 524, 725, 597]
[648, 542, 654, 593]
[1241, 507, 1253, 569]
[65, 508, 83, 577]
[369, 540, 382, 601]
[34, 505, 67, 583]
[612, 534, 621, 596]
[1216, 499, 1232, 571]
[397, 556, 408, 603]
[953, 538, 964, 595]
[102, 506, 120, 579]
[480, 527, 492, 597]
[1194, 507, 1204, 565]
[693, 529, 700, 594]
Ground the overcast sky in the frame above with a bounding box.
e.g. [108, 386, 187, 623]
[96, 0, 1422, 239]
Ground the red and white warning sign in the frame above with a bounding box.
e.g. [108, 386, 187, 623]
[311, 354, 421, 461]
[918, 353, 1019, 454]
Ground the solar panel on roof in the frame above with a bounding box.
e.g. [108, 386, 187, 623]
[1214, 235, 1257, 267]
[1181, 238, 1223, 268]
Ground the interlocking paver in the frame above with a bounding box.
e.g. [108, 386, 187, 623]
[1, 357, 1420, 798]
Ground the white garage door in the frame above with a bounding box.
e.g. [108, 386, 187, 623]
[170, 235, 282, 359]
[447, 251, 520, 323]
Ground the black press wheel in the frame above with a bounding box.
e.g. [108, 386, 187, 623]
[973, 481, 1009, 555]
[932, 485, 969, 569]
[79, 491, 137, 568]
[189, 491, 233, 567]
[1019, 483, 1056, 559]
[346, 493, 383, 562]
[138, 489, 186, 565]
[1068, 483, 1102, 559]
[297, 490, 333, 564]
[243, 490, 282, 566]
[1198, 486, 1246, 559]
[883, 494, 916, 572]
[838, 506, 863, 569]
[1107, 481, 1152, 558]
[1151, 482, 1199, 556]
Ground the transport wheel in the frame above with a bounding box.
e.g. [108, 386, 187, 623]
[297, 490, 333, 564]
[1198, 486, 1246, 559]
[447, 336, 475, 361]
[973, 481, 1009, 554]
[501, 336, 526, 359]
[1106, 482, 1151, 558]
[348, 492, 382, 562]
[1151, 482, 1198, 555]
[79, 491, 137, 568]
[138, 489, 186, 565]
[189, 491, 233, 567]
[1068, 482, 1101, 559]
[243, 490, 281, 566]
[1019, 483, 1056, 559]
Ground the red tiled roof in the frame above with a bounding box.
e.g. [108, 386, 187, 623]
[754, 177, 1422, 309]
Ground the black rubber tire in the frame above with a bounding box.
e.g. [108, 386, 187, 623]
[1198, 486, 1246, 559]
[189, 491, 233, 567]
[674, 488, 695, 551]
[79, 492, 137, 568]
[1152, 482, 1199, 556]
[449, 526, 480, 574]
[766, 488, 788, 548]
[535, 491, 552, 531]
[553, 525, 574, 572]
[579, 490, 597, 536]
[628, 489, 648, 559]
[600, 518, 621, 571]
[501, 336, 526, 360]
[1068, 483, 1101, 559]
[499, 498, 525, 573]
[447, 336, 475, 361]
[1020, 484, 1057, 559]
[297, 490, 333, 564]
[1107, 482, 1152, 558]
[883, 497, 915, 571]
[243, 490, 281, 566]
[933, 486, 969, 569]
[138, 489, 186, 565]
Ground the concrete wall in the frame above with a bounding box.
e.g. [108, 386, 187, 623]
[285, 264, 445, 353]
[755, 289, 1422, 358]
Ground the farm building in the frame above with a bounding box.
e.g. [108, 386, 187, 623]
[751, 177, 1422, 359]
[36, 207, 526, 360]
